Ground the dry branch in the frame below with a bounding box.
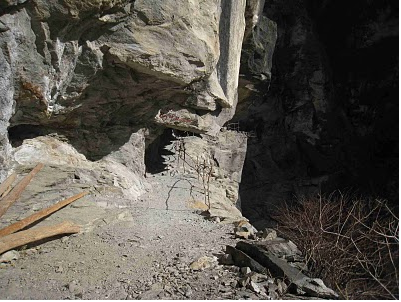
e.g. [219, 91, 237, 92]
[0, 173, 16, 198]
[0, 221, 80, 254]
[0, 163, 44, 219]
[273, 193, 399, 299]
[0, 192, 88, 237]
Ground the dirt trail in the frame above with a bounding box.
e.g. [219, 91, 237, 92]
[0, 166, 257, 299]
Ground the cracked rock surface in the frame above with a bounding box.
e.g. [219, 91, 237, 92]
[0, 0, 247, 178]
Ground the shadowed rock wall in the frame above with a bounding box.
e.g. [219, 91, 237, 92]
[236, 0, 398, 227]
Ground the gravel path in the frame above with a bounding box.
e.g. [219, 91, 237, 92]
[0, 168, 261, 300]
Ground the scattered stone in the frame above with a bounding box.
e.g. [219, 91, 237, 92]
[237, 290, 252, 298]
[61, 236, 69, 243]
[68, 281, 82, 294]
[228, 266, 240, 273]
[212, 216, 221, 223]
[234, 221, 257, 239]
[249, 272, 269, 283]
[235, 241, 338, 299]
[297, 277, 339, 299]
[184, 286, 193, 297]
[166, 267, 179, 275]
[24, 248, 37, 256]
[220, 253, 234, 265]
[268, 282, 278, 294]
[55, 266, 63, 273]
[268, 284, 279, 300]
[261, 228, 277, 240]
[0, 250, 20, 263]
[276, 279, 287, 295]
[257, 238, 303, 261]
[189, 256, 216, 271]
[235, 231, 252, 239]
[283, 293, 323, 300]
[248, 281, 260, 293]
[137, 288, 163, 300]
[226, 246, 268, 274]
[238, 276, 251, 288]
[164, 285, 173, 295]
[219, 286, 231, 293]
[75, 293, 83, 299]
[220, 291, 234, 297]
[240, 267, 251, 275]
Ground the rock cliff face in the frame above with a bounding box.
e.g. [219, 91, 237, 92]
[236, 0, 398, 226]
[0, 0, 397, 225]
[0, 0, 246, 179]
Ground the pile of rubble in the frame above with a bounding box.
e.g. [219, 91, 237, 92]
[217, 220, 339, 299]
[140, 219, 340, 300]
[0, 162, 339, 300]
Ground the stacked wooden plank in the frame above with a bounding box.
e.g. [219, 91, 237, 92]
[0, 163, 87, 254]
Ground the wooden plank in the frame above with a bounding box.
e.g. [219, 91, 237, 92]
[0, 173, 16, 198]
[0, 221, 80, 254]
[1, 185, 13, 200]
[0, 163, 44, 219]
[0, 191, 88, 237]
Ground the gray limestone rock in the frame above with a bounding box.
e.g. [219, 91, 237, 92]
[0, 0, 247, 178]
[219, 254, 234, 265]
[241, 3, 277, 81]
[0, 250, 20, 263]
[260, 228, 277, 240]
[235, 241, 338, 299]
[247, 281, 261, 293]
[240, 266, 252, 275]
[225, 245, 268, 275]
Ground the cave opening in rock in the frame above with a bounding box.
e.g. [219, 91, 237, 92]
[144, 128, 202, 174]
[8, 124, 51, 148]
[145, 128, 175, 174]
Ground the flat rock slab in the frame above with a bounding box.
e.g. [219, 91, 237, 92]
[0, 191, 134, 235]
[33, 199, 135, 233]
[226, 245, 268, 275]
[0, 162, 138, 234]
[254, 238, 305, 263]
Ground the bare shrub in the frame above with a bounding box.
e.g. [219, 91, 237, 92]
[174, 137, 213, 209]
[272, 192, 399, 299]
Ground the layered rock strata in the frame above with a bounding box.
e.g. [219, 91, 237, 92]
[0, 0, 247, 181]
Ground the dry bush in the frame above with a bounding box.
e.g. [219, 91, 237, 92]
[175, 137, 213, 209]
[272, 192, 399, 299]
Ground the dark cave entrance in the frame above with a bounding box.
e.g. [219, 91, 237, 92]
[144, 128, 202, 174]
[145, 128, 176, 174]
[8, 124, 51, 148]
